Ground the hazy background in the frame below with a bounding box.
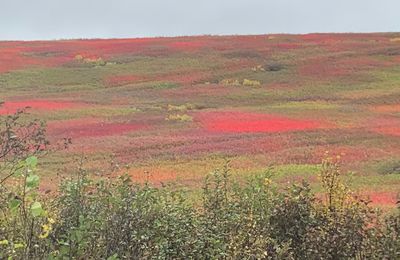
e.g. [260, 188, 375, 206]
[1, 0, 399, 40]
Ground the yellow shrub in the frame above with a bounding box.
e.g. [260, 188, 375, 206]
[220, 78, 241, 86]
[242, 79, 261, 87]
[319, 153, 354, 211]
[166, 114, 193, 122]
[251, 65, 265, 72]
[167, 103, 196, 112]
[74, 54, 107, 66]
[84, 57, 106, 66]
[74, 54, 83, 60]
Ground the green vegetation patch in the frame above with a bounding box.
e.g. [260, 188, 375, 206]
[271, 164, 322, 179]
[152, 82, 180, 90]
[373, 159, 400, 175]
[40, 106, 140, 121]
[269, 101, 339, 110]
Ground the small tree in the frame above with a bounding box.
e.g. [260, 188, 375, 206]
[0, 106, 51, 258]
[0, 107, 49, 185]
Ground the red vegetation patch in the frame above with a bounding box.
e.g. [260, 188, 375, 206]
[0, 46, 38, 73]
[1, 34, 395, 74]
[362, 192, 398, 206]
[394, 56, 400, 63]
[300, 33, 344, 44]
[0, 100, 81, 115]
[47, 118, 146, 139]
[298, 56, 391, 79]
[273, 43, 301, 50]
[0, 43, 72, 73]
[0, 38, 166, 73]
[375, 127, 400, 137]
[370, 117, 400, 137]
[168, 41, 206, 51]
[314, 145, 388, 165]
[196, 111, 324, 133]
[371, 104, 400, 114]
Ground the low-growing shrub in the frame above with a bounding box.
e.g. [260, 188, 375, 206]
[220, 78, 241, 86]
[376, 159, 400, 175]
[242, 79, 261, 87]
[167, 103, 196, 112]
[153, 82, 180, 90]
[220, 78, 262, 87]
[74, 54, 108, 67]
[1, 159, 399, 259]
[251, 65, 266, 72]
[264, 62, 285, 72]
[165, 113, 193, 122]
[390, 37, 400, 42]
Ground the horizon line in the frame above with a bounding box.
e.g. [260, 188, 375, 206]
[1, 31, 399, 42]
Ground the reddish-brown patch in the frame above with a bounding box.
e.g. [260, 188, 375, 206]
[371, 104, 400, 114]
[394, 56, 400, 63]
[47, 118, 147, 139]
[0, 43, 73, 73]
[167, 41, 206, 51]
[196, 111, 324, 133]
[298, 56, 391, 79]
[0, 46, 38, 73]
[0, 100, 82, 115]
[362, 192, 398, 206]
[313, 145, 388, 165]
[375, 127, 400, 137]
[370, 117, 400, 137]
[127, 168, 178, 184]
[273, 43, 301, 50]
[0, 34, 395, 74]
[0, 38, 167, 73]
[300, 33, 344, 44]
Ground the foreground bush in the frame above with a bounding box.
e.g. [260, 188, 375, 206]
[0, 158, 399, 259]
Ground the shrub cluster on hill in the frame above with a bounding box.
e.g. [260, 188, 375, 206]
[0, 111, 399, 259]
[220, 78, 261, 87]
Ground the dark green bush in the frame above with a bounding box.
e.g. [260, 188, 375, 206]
[376, 159, 400, 175]
[1, 158, 399, 259]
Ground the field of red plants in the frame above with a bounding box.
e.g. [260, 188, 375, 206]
[0, 100, 84, 115]
[196, 111, 326, 133]
[0, 33, 399, 207]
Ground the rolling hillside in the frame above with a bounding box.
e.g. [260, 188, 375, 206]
[1, 33, 399, 206]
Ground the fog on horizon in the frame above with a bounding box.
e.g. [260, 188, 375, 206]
[1, 0, 399, 41]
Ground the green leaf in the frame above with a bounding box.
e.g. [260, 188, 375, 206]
[30, 201, 44, 217]
[14, 243, 25, 249]
[25, 156, 38, 168]
[26, 174, 40, 189]
[9, 199, 21, 212]
[107, 254, 120, 260]
[0, 240, 8, 246]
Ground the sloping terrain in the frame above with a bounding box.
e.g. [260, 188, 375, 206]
[1, 34, 399, 206]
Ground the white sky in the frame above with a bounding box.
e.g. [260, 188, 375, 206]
[0, 0, 399, 40]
